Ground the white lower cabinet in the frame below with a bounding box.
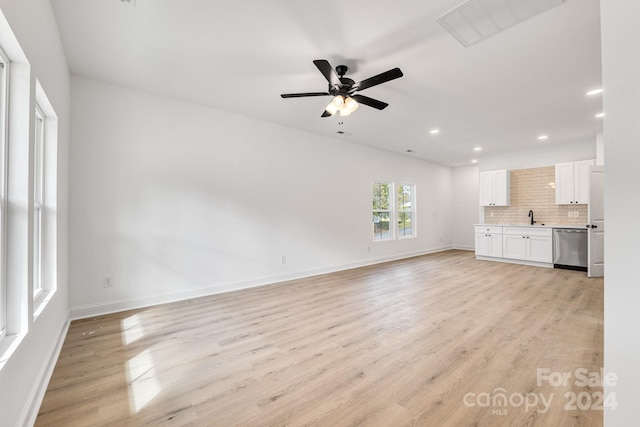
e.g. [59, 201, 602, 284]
[502, 234, 527, 260]
[502, 227, 553, 264]
[475, 226, 503, 258]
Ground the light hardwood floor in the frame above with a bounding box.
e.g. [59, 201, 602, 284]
[36, 250, 604, 426]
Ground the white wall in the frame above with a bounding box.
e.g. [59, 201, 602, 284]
[600, 2, 640, 425]
[69, 75, 453, 317]
[0, 1, 70, 426]
[478, 138, 597, 171]
[452, 165, 479, 250]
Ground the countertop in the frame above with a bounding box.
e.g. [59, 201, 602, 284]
[475, 223, 588, 229]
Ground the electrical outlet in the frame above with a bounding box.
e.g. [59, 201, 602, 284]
[574, 211, 579, 217]
[281, 256, 287, 265]
[103, 276, 113, 288]
[568, 211, 574, 217]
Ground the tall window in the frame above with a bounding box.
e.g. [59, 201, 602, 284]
[0, 50, 8, 339]
[397, 183, 415, 238]
[33, 105, 44, 299]
[373, 181, 416, 241]
[372, 181, 392, 240]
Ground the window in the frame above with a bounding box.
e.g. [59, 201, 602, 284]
[372, 181, 416, 241]
[397, 183, 415, 238]
[32, 105, 44, 299]
[372, 181, 392, 240]
[32, 80, 58, 319]
[0, 50, 7, 340]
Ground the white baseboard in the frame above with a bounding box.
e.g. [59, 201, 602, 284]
[475, 255, 553, 268]
[453, 245, 475, 251]
[70, 246, 454, 320]
[21, 318, 70, 427]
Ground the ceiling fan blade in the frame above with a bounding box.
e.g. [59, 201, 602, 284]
[321, 110, 333, 118]
[351, 94, 389, 110]
[281, 92, 330, 98]
[355, 67, 403, 91]
[313, 59, 341, 87]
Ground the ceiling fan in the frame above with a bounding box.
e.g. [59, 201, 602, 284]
[281, 59, 404, 117]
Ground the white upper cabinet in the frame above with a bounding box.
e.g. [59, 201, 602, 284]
[479, 169, 510, 206]
[555, 160, 595, 204]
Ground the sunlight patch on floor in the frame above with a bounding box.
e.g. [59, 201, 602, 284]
[121, 313, 146, 345]
[126, 348, 161, 413]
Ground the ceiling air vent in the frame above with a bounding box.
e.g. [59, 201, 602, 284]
[437, 0, 567, 47]
[120, 0, 136, 6]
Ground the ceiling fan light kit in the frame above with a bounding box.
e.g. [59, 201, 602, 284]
[324, 95, 359, 117]
[281, 59, 403, 117]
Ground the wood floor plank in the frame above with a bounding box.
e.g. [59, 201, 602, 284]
[36, 250, 604, 426]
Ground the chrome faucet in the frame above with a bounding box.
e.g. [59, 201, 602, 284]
[528, 210, 536, 225]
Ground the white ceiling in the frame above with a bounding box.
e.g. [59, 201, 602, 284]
[50, 0, 602, 167]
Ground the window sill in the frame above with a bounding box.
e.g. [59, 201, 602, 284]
[0, 332, 27, 371]
[33, 289, 56, 322]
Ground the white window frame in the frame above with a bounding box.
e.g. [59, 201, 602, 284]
[372, 180, 416, 242]
[372, 180, 394, 241]
[31, 80, 58, 320]
[396, 183, 416, 239]
[0, 48, 8, 341]
[32, 104, 44, 300]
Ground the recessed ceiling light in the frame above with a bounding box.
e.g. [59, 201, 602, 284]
[595, 112, 605, 118]
[586, 88, 603, 96]
[429, 129, 440, 135]
[471, 159, 478, 164]
[537, 135, 549, 141]
[473, 147, 482, 152]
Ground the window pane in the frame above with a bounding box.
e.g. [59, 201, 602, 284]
[33, 206, 42, 294]
[372, 182, 390, 210]
[398, 212, 413, 237]
[33, 106, 44, 296]
[397, 184, 412, 212]
[372, 212, 391, 240]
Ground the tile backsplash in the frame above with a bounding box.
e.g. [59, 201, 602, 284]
[484, 166, 587, 225]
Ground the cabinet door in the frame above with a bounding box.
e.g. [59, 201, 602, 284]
[574, 160, 595, 204]
[503, 235, 527, 260]
[527, 236, 553, 263]
[489, 235, 503, 258]
[476, 234, 490, 256]
[479, 172, 494, 206]
[555, 162, 575, 204]
[493, 170, 510, 206]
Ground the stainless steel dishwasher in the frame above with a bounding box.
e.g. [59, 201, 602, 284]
[553, 228, 588, 271]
